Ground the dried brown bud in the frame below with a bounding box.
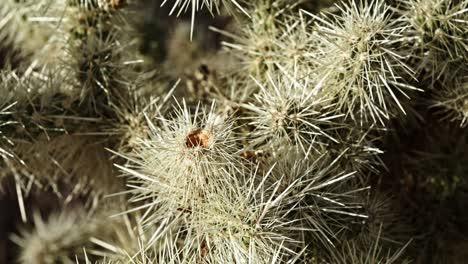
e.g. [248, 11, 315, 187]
[106, 0, 126, 9]
[185, 128, 211, 148]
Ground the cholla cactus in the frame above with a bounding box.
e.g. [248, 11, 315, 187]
[307, 0, 419, 125]
[243, 70, 342, 154]
[398, 0, 468, 81]
[121, 100, 241, 185]
[191, 169, 304, 263]
[329, 227, 411, 264]
[162, 0, 248, 39]
[11, 204, 150, 264]
[433, 76, 468, 127]
[215, 1, 315, 81]
[11, 209, 102, 264]
[116, 101, 242, 240]
[0, 0, 64, 67]
[1, 0, 468, 263]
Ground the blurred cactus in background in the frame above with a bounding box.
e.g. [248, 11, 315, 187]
[0, 0, 467, 263]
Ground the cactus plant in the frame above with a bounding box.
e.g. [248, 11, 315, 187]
[0, 0, 467, 263]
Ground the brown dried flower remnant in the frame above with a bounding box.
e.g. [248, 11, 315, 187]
[185, 128, 211, 148]
[106, 0, 126, 9]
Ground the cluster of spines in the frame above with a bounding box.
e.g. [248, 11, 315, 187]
[0, 0, 163, 262]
